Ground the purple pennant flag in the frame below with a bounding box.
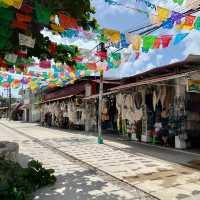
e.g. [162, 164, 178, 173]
[170, 11, 184, 25]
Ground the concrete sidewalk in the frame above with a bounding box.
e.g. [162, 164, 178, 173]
[1, 120, 200, 200]
[0, 121, 148, 200]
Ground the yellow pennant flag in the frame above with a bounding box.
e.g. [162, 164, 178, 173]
[150, 15, 162, 25]
[12, 0, 23, 9]
[29, 82, 38, 91]
[157, 6, 170, 22]
[1, 0, 23, 9]
[50, 24, 65, 33]
[131, 35, 141, 52]
[103, 29, 120, 43]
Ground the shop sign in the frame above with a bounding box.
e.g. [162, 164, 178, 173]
[187, 79, 200, 93]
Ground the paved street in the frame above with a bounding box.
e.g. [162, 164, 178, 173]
[1, 120, 200, 200]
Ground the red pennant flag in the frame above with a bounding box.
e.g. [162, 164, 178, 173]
[12, 13, 32, 30]
[86, 63, 97, 71]
[59, 14, 79, 30]
[161, 35, 172, 48]
[183, 15, 196, 29]
[66, 65, 75, 72]
[16, 13, 32, 22]
[16, 50, 27, 58]
[20, 4, 33, 14]
[153, 38, 161, 49]
[0, 58, 8, 68]
[50, 43, 57, 55]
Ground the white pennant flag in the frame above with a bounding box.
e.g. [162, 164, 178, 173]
[19, 33, 35, 48]
[4, 53, 18, 64]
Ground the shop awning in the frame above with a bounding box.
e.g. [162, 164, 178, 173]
[43, 83, 85, 102]
[84, 91, 116, 100]
[40, 95, 74, 104]
[84, 69, 200, 99]
[109, 70, 199, 91]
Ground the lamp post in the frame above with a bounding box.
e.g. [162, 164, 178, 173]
[8, 87, 11, 120]
[97, 42, 107, 144]
[98, 68, 104, 144]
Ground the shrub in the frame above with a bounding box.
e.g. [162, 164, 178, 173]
[0, 159, 56, 200]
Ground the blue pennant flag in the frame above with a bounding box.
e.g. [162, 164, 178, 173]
[173, 33, 189, 45]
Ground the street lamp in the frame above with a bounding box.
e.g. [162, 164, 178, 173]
[96, 42, 107, 144]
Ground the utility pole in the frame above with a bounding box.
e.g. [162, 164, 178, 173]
[98, 69, 104, 144]
[97, 42, 107, 144]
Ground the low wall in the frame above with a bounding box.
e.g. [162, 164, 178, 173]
[0, 141, 19, 162]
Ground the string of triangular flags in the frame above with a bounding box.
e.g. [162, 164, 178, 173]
[0, 51, 122, 90]
[173, 0, 199, 8]
[105, 0, 200, 31]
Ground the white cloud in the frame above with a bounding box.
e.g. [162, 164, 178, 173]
[183, 31, 200, 57]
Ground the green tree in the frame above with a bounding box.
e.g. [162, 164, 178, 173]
[0, 0, 98, 64]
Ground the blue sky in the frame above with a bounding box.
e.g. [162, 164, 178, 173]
[92, 0, 200, 78]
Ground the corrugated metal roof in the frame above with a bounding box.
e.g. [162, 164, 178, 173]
[43, 83, 85, 101]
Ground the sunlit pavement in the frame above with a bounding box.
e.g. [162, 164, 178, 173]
[1, 120, 200, 200]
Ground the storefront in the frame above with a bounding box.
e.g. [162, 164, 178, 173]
[40, 79, 99, 130]
[41, 97, 86, 130]
[98, 56, 200, 149]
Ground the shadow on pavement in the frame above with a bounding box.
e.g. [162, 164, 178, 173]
[34, 170, 134, 200]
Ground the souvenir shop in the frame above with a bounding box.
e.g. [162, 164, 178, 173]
[41, 97, 86, 130]
[84, 95, 118, 133]
[112, 72, 200, 150]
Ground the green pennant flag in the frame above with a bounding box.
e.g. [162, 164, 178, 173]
[0, 7, 15, 21]
[111, 52, 121, 61]
[0, 26, 13, 38]
[194, 17, 200, 30]
[35, 1, 51, 25]
[173, 0, 184, 5]
[142, 35, 157, 52]
[0, 38, 8, 49]
[85, 70, 91, 76]
[74, 63, 87, 70]
[62, 45, 76, 54]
